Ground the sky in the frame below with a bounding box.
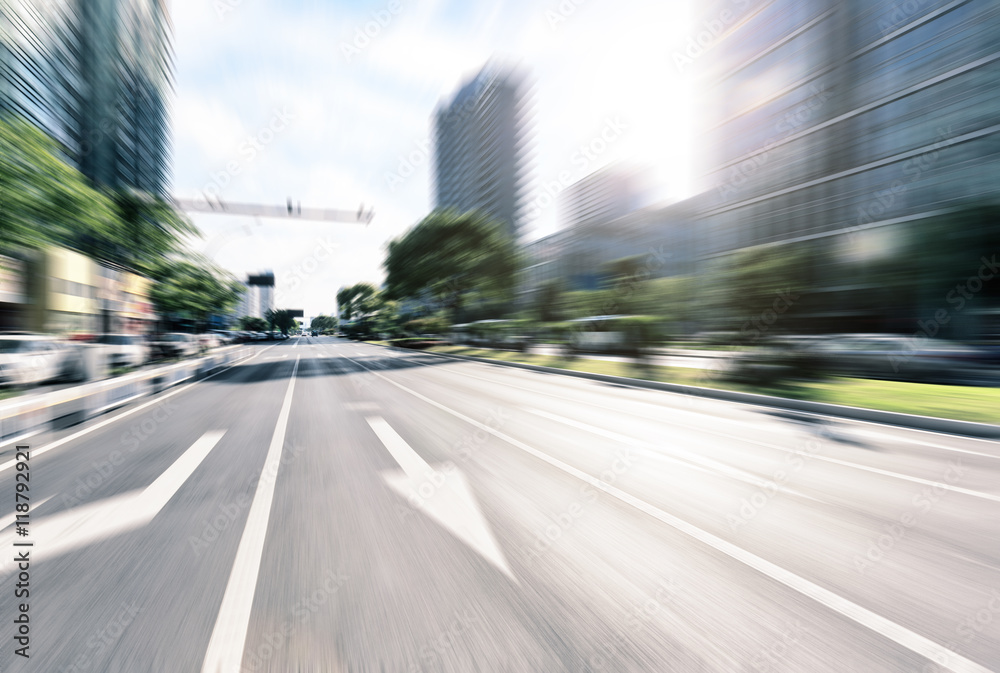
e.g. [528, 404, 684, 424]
[170, 0, 698, 319]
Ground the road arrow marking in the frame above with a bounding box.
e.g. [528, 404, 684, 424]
[366, 416, 514, 581]
[0, 430, 225, 568]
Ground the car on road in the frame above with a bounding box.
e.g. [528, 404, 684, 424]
[0, 334, 77, 386]
[153, 333, 201, 359]
[95, 333, 150, 369]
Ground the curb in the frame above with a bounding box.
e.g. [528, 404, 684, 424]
[377, 344, 1000, 440]
[0, 345, 256, 444]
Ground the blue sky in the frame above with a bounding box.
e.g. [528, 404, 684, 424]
[170, 0, 696, 318]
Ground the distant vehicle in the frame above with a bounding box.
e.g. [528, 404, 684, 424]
[565, 315, 656, 355]
[95, 333, 149, 369]
[153, 333, 200, 359]
[451, 319, 532, 351]
[311, 330, 318, 337]
[812, 334, 988, 383]
[0, 334, 74, 386]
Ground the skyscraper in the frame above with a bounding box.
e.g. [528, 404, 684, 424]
[694, 0, 1000, 259]
[433, 64, 531, 240]
[1, 0, 173, 196]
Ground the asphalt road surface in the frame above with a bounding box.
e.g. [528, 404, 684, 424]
[1, 336, 998, 673]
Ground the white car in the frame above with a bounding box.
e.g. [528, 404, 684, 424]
[0, 334, 72, 387]
[96, 333, 150, 369]
[155, 333, 201, 358]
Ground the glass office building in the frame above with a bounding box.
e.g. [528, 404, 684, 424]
[1, 0, 173, 196]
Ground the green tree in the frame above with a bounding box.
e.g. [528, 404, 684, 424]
[149, 255, 242, 329]
[383, 209, 518, 322]
[310, 315, 338, 332]
[337, 282, 379, 322]
[238, 316, 268, 332]
[111, 189, 199, 275]
[265, 308, 297, 335]
[0, 114, 120, 255]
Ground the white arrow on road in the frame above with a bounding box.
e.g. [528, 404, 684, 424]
[366, 416, 514, 581]
[0, 430, 226, 570]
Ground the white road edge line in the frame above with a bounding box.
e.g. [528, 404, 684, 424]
[201, 355, 300, 673]
[0, 344, 276, 475]
[393, 345, 1000, 449]
[339, 353, 993, 673]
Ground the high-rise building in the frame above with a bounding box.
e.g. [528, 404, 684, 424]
[558, 166, 644, 228]
[234, 273, 276, 320]
[694, 0, 1000, 259]
[433, 64, 531, 239]
[1, 0, 173, 196]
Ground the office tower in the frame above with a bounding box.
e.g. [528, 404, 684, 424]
[433, 63, 531, 239]
[1, 0, 173, 196]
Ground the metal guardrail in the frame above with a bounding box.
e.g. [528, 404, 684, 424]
[0, 345, 254, 444]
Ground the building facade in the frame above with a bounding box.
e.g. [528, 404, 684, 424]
[434, 64, 531, 240]
[1, 0, 173, 196]
[693, 0, 1000, 333]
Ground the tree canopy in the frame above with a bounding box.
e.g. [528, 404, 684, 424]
[383, 209, 518, 320]
[148, 254, 242, 328]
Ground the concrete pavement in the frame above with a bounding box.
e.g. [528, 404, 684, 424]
[0, 337, 997, 672]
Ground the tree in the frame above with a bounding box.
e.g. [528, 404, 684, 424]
[337, 282, 379, 322]
[265, 308, 297, 335]
[110, 189, 199, 275]
[0, 114, 120, 255]
[149, 254, 242, 329]
[310, 315, 338, 332]
[383, 209, 518, 322]
[238, 316, 268, 332]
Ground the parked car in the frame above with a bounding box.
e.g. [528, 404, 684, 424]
[811, 334, 988, 384]
[0, 334, 75, 386]
[95, 333, 149, 369]
[153, 333, 201, 359]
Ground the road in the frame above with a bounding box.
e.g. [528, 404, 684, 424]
[0, 336, 998, 672]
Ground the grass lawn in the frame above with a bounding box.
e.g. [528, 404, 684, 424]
[415, 345, 1000, 425]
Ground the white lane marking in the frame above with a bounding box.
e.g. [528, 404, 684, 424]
[366, 416, 514, 580]
[522, 407, 803, 494]
[389, 346, 1000, 452]
[340, 354, 993, 673]
[201, 356, 300, 673]
[0, 431, 225, 567]
[392, 361, 1000, 496]
[0, 346, 274, 475]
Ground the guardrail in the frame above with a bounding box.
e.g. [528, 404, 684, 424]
[0, 345, 254, 445]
